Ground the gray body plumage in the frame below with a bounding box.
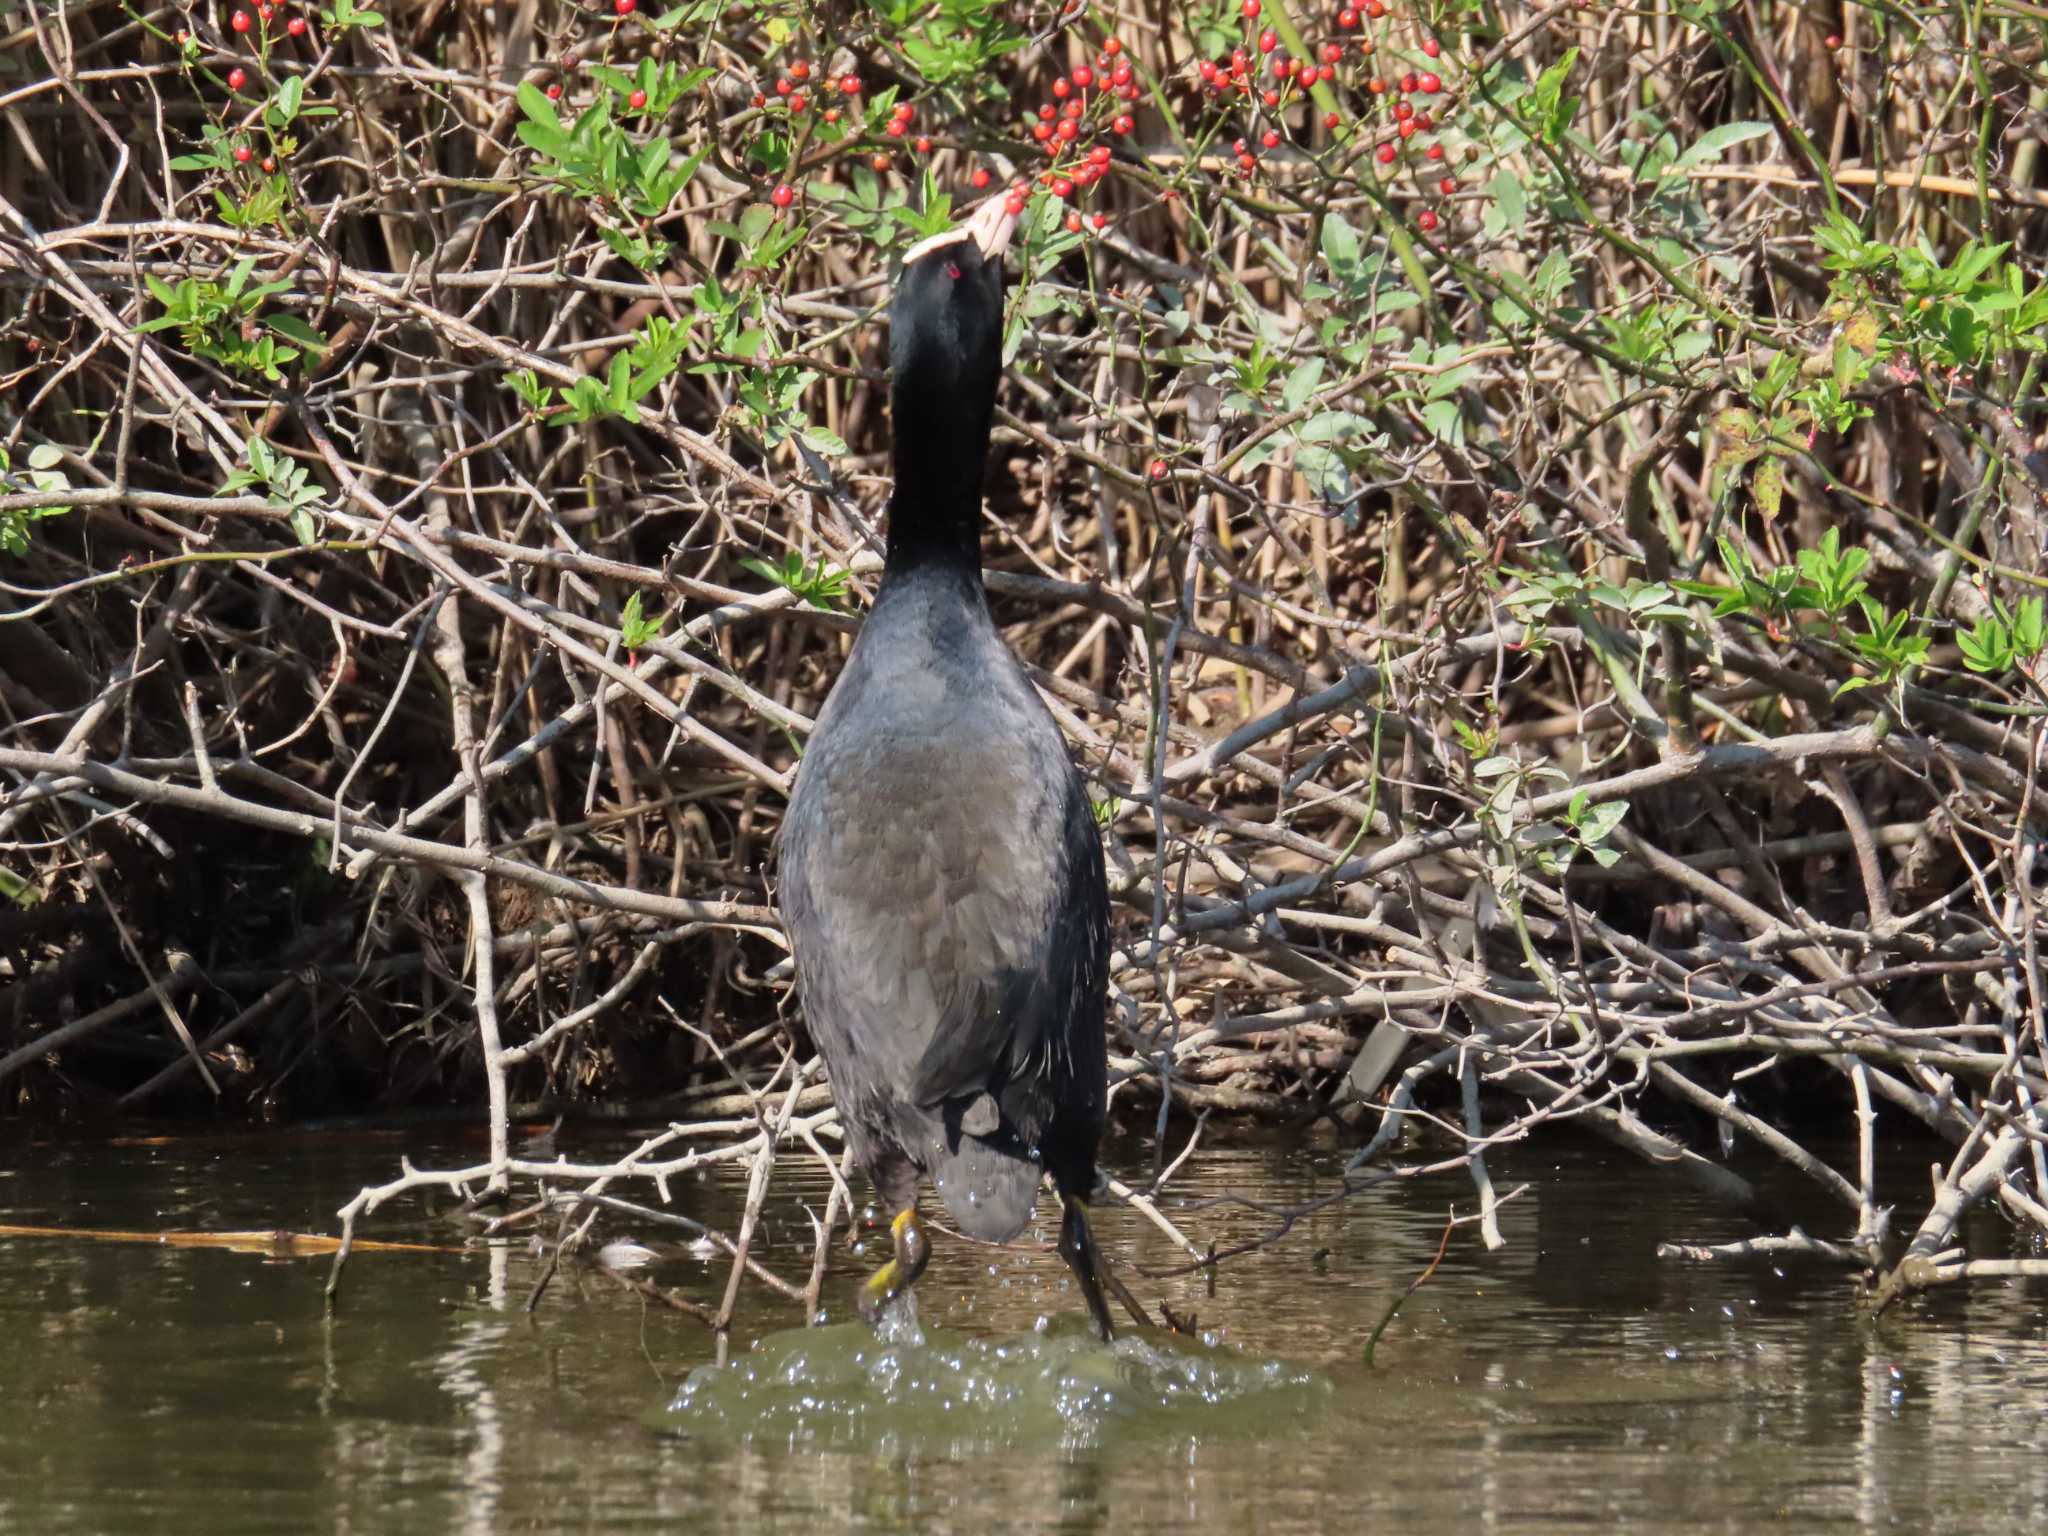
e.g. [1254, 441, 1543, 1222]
[780, 564, 1109, 1242]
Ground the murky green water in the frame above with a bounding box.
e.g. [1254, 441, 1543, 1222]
[3, 1127, 2046, 1533]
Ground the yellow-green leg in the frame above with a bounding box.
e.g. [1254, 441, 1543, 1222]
[858, 1206, 931, 1321]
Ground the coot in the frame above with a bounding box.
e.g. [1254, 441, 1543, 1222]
[779, 198, 1125, 1339]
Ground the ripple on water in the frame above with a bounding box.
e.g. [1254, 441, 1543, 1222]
[656, 1316, 1331, 1454]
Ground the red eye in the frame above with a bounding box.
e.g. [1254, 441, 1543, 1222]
[946, 261, 962, 280]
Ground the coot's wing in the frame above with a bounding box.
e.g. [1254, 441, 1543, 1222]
[783, 721, 1105, 1152]
[910, 773, 1108, 1146]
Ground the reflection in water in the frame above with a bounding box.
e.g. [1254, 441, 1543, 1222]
[1, 1134, 2046, 1534]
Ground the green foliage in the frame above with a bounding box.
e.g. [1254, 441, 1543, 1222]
[741, 551, 850, 611]
[1957, 597, 2047, 678]
[1839, 599, 1931, 695]
[619, 591, 666, 652]
[220, 436, 325, 545]
[510, 315, 693, 427]
[318, 0, 385, 29]
[0, 444, 71, 556]
[878, 0, 1026, 88]
[138, 256, 325, 382]
[515, 83, 707, 221]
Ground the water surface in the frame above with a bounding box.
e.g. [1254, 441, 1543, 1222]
[2, 1128, 2045, 1533]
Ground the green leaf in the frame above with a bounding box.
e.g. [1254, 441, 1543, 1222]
[1669, 121, 1773, 173]
[1751, 455, 1785, 521]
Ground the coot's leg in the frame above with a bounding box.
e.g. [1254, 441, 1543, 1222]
[859, 1205, 930, 1321]
[1057, 1196, 1120, 1342]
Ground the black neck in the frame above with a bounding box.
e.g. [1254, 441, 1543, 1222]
[883, 389, 991, 581]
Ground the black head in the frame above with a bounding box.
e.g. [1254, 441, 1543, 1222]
[889, 198, 1017, 415]
[884, 200, 1018, 575]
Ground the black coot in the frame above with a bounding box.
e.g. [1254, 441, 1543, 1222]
[778, 198, 1126, 1339]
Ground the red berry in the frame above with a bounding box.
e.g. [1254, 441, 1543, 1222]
[886, 120, 906, 137]
[1418, 72, 1441, 93]
[1825, 33, 1842, 48]
[1258, 28, 1277, 52]
[258, 2, 273, 20]
[1398, 119, 1416, 138]
[770, 183, 794, 208]
[823, 108, 840, 123]
[1339, 6, 1359, 25]
[1065, 213, 1083, 233]
[1241, 0, 1260, 14]
[791, 60, 810, 81]
[1039, 102, 1057, 120]
[894, 102, 914, 121]
[261, 155, 277, 172]
[1400, 72, 1418, 92]
[1103, 37, 1121, 54]
[1053, 77, 1071, 99]
[1262, 89, 1280, 107]
[1366, 0, 1386, 15]
[1148, 458, 1167, 480]
[1394, 100, 1413, 120]
[1367, 77, 1386, 93]
[1073, 65, 1094, 88]
[1199, 59, 1218, 82]
[1056, 118, 1078, 140]
[628, 88, 647, 108]
[775, 77, 792, 95]
[1033, 122, 1053, 141]
[788, 92, 807, 111]
[1004, 191, 1027, 214]
[1322, 42, 1342, 63]
[233, 145, 253, 163]
[1262, 129, 1280, 148]
[1091, 212, 1107, 230]
[1439, 176, 1457, 194]
[841, 74, 861, 94]
[230, 9, 251, 31]
[1111, 64, 1132, 87]
[1422, 37, 1441, 58]
[971, 167, 991, 188]
[1237, 152, 1257, 172]
[1426, 143, 1444, 160]
[1063, 98, 1083, 119]
[1051, 176, 1074, 197]
[1417, 210, 1438, 232]
[1113, 114, 1134, 134]
[548, 83, 564, 101]
[286, 14, 305, 35]
[1089, 144, 1111, 163]
[750, 92, 766, 107]
[872, 153, 891, 171]
[914, 135, 931, 153]
[614, 0, 634, 15]
[1414, 112, 1431, 130]
[1375, 141, 1396, 164]
[1324, 111, 1340, 129]
[227, 66, 247, 89]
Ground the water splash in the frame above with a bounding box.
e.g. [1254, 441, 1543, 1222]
[657, 1318, 1329, 1454]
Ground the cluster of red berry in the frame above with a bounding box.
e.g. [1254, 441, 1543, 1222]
[226, 4, 307, 40]
[221, 4, 312, 173]
[1193, 4, 1460, 232]
[1002, 35, 1136, 234]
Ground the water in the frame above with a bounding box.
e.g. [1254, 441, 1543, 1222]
[3, 1128, 2046, 1533]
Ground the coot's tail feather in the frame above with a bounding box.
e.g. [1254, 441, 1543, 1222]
[928, 1137, 1040, 1242]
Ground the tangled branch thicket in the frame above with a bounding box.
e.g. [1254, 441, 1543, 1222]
[3, 0, 2047, 1315]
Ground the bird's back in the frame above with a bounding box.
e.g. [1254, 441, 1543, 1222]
[781, 569, 1108, 1241]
